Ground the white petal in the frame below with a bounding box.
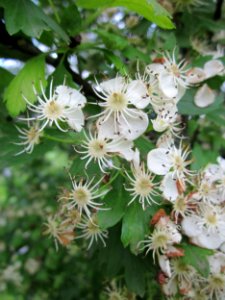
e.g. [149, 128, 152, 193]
[56, 86, 87, 108]
[119, 109, 148, 140]
[208, 253, 225, 274]
[162, 278, 177, 296]
[181, 215, 201, 238]
[152, 117, 169, 132]
[161, 172, 178, 201]
[204, 59, 224, 78]
[194, 84, 216, 108]
[126, 80, 150, 109]
[107, 138, 134, 161]
[191, 231, 224, 250]
[99, 77, 125, 94]
[147, 148, 172, 175]
[66, 109, 85, 132]
[159, 73, 178, 98]
[158, 255, 171, 277]
[146, 63, 164, 75]
[97, 114, 119, 139]
[186, 67, 206, 84]
[132, 148, 140, 170]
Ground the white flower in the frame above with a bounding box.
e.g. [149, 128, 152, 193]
[194, 84, 217, 108]
[202, 253, 225, 300]
[94, 77, 149, 140]
[147, 143, 193, 180]
[182, 203, 225, 249]
[22, 80, 86, 132]
[125, 163, 159, 209]
[76, 214, 108, 249]
[147, 50, 189, 98]
[43, 215, 75, 250]
[60, 175, 108, 219]
[14, 123, 41, 155]
[139, 217, 181, 260]
[75, 131, 134, 172]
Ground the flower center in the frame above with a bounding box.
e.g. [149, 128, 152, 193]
[88, 139, 107, 158]
[174, 198, 187, 213]
[170, 64, 180, 77]
[27, 127, 40, 143]
[135, 176, 153, 196]
[172, 155, 185, 171]
[152, 232, 169, 249]
[209, 274, 225, 290]
[107, 92, 128, 111]
[73, 187, 91, 206]
[44, 100, 63, 120]
[205, 212, 218, 226]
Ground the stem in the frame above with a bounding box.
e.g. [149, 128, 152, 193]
[48, 0, 61, 23]
[43, 133, 80, 144]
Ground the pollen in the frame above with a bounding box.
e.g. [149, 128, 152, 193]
[44, 100, 63, 120]
[135, 176, 153, 197]
[107, 92, 128, 111]
[73, 187, 91, 206]
[88, 139, 107, 158]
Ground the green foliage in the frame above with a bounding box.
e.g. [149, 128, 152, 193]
[98, 177, 128, 229]
[121, 202, 154, 252]
[180, 243, 214, 277]
[0, 0, 69, 42]
[3, 55, 47, 117]
[76, 0, 174, 29]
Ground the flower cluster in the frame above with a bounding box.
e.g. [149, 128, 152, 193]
[15, 48, 225, 298]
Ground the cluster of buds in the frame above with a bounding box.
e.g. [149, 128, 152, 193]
[15, 48, 225, 298]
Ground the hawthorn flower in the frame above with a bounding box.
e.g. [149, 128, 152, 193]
[139, 217, 181, 260]
[14, 123, 41, 155]
[75, 131, 134, 172]
[202, 253, 225, 300]
[61, 175, 108, 219]
[182, 203, 225, 249]
[147, 143, 193, 179]
[43, 215, 75, 250]
[147, 49, 189, 98]
[22, 80, 86, 132]
[162, 258, 200, 297]
[94, 77, 149, 140]
[76, 214, 108, 249]
[125, 163, 159, 209]
[171, 195, 195, 223]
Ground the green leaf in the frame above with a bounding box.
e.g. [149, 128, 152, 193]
[121, 202, 156, 252]
[0, 68, 14, 94]
[191, 144, 218, 170]
[76, 0, 174, 30]
[124, 250, 146, 296]
[98, 225, 124, 277]
[95, 29, 129, 50]
[0, 0, 69, 43]
[98, 177, 128, 229]
[178, 89, 224, 116]
[134, 136, 154, 155]
[60, 4, 82, 36]
[70, 155, 101, 178]
[180, 243, 213, 277]
[3, 55, 47, 117]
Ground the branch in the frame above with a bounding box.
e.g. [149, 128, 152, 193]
[214, 0, 224, 20]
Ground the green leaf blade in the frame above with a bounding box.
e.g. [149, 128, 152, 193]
[3, 55, 47, 117]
